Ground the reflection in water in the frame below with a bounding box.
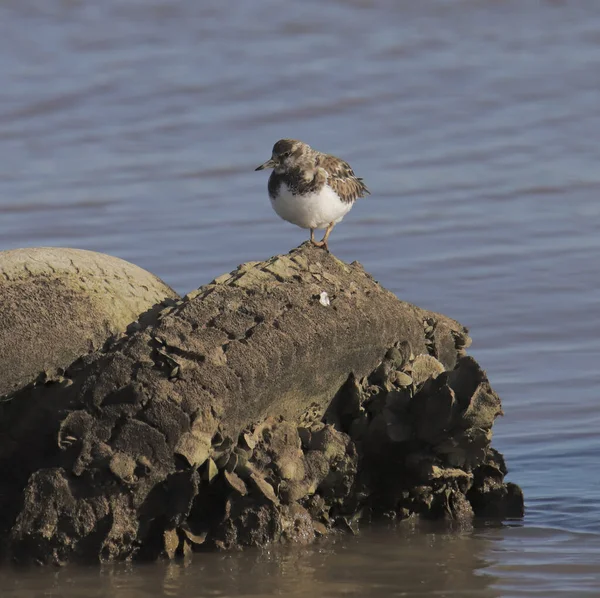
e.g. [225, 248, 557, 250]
[3, 525, 600, 596]
[1, 527, 502, 597]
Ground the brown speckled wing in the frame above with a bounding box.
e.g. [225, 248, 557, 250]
[317, 153, 370, 205]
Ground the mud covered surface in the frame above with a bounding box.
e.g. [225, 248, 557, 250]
[0, 244, 523, 565]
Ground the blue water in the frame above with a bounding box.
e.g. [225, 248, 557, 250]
[1, 0, 599, 594]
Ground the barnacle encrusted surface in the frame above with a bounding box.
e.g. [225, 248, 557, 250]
[0, 243, 522, 564]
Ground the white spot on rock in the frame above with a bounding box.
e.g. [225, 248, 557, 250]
[319, 291, 330, 306]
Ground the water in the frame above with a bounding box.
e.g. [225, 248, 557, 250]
[1, 0, 599, 595]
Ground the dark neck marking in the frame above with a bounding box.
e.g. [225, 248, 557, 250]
[268, 168, 325, 199]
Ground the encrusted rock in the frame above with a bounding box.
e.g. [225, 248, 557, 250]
[410, 354, 445, 387]
[0, 247, 178, 398]
[0, 243, 522, 564]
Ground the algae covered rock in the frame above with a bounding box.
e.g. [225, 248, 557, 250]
[0, 247, 179, 398]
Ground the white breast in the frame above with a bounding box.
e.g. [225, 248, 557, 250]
[270, 184, 353, 230]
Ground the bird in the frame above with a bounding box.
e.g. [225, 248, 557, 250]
[255, 139, 369, 251]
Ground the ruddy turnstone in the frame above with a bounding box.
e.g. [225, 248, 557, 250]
[255, 139, 369, 251]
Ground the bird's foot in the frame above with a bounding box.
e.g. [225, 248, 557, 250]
[310, 239, 329, 252]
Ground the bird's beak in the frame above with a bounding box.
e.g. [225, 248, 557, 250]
[255, 158, 276, 171]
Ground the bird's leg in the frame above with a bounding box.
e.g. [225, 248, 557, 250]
[310, 228, 316, 244]
[311, 222, 335, 252]
[321, 222, 335, 252]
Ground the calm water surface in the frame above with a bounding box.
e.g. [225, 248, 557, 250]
[1, 0, 599, 595]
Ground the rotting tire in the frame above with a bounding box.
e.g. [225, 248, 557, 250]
[0, 247, 179, 398]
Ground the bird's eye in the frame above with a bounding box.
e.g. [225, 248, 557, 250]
[280, 151, 291, 158]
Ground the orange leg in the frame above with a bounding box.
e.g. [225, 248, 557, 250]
[310, 222, 335, 252]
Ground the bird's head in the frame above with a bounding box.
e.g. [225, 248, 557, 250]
[255, 139, 309, 173]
